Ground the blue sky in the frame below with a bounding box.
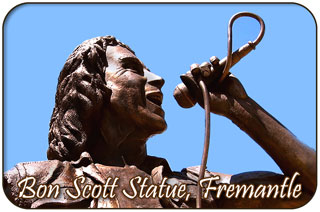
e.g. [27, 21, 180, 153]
[4, 3, 316, 175]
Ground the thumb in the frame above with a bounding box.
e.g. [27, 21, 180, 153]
[180, 72, 203, 104]
[222, 74, 248, 99]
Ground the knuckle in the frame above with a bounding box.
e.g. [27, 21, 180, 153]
[200, 62, 211, 77]
[209, 56, 220, 66]
[190, 63, 200, 75]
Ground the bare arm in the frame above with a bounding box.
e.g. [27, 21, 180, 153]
[226, 96, 316, 193]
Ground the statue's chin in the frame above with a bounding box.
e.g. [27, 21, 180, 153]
[145, 100, 167, 133]
[149, 118, 167, 136]
[132, 107, 167, 139]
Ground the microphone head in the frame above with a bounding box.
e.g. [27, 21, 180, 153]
[173, 83, 196, 108]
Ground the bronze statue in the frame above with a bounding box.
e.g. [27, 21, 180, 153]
[4, 35, 316, 208]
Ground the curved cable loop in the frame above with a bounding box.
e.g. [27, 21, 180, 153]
[219, 12, 265, 83]
[196, 12, 265, 208]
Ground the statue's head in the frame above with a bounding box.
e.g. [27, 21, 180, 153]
[47, 36, 167, 164]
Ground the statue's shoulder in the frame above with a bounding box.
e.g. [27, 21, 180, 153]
[4, 159, 165, 209]
[4, 160, 81, 208]
[5, 160, 65, 184]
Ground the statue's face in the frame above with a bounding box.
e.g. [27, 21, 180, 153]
[104, 46, 167, 139]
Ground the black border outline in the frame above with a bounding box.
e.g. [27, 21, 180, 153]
[1, 2, 317, 209]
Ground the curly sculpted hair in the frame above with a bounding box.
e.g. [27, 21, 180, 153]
[47, 36, 134, 161]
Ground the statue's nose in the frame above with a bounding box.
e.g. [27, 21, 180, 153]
[144, 70, 165, 89]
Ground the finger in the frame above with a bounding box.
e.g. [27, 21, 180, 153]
[190, 63, 200, 76]
[209, 56, 220, 67]
[180, 72, 202, 103]
[199, 62, 212, 78]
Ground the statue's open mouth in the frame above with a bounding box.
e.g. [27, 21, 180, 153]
[146, 91, 163, 106]
[146, 90, 164, 118]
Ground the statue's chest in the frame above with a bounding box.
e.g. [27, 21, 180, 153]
[94, 165, 163, 208]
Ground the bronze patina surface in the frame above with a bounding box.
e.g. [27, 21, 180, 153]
[4, 35, 316, 208]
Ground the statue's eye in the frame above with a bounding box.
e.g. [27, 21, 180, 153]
[121, 58, 144, 76]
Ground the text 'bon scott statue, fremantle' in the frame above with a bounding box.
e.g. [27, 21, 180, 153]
[4, 12, 316, 209]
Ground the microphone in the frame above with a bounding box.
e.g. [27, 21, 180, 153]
[173, 12, 265, 209]
[173, 42, 256, 108]
[173, 12, 265, 109]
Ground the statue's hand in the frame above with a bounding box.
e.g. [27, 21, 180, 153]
[182, 56, 248, 117]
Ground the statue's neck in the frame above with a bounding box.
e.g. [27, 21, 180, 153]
[88, 108, 147, 167]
